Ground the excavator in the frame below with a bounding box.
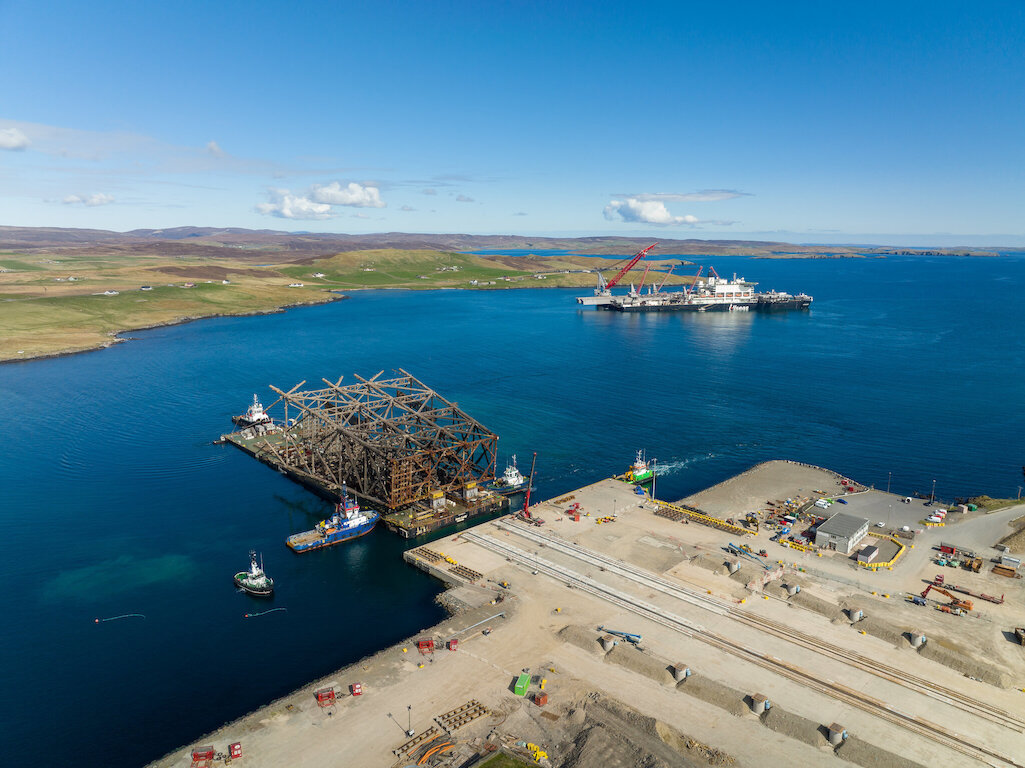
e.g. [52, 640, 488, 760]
[921, 583, 973, 612]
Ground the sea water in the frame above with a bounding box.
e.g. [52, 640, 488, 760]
[1, 253, 1023, 765]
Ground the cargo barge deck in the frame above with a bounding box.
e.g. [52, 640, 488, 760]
[221, 427, 508, 539]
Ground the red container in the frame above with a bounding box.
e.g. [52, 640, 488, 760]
[447, 639, 458, 651]
[350, 683, 363, 696]
[229, 743, 242, 759]
[315, 687, 336, 706]
[192, 747, 215, 760]
[534, 692, 548, 707]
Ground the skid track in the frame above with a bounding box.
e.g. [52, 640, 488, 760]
[465, 525, 1023, 767]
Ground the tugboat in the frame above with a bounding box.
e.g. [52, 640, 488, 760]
[232, 394, 272, 428]
[234, 551, 274, 596]
[286, 485, 379, 553]
[625, 450, 654, 484]
[486, 455, 530, 495]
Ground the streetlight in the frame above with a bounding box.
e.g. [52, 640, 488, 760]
[887, 471, 892, 494]
[931, 479, 937, 504]
[406, 705, 414, 737]
[652, 458, 657, 500]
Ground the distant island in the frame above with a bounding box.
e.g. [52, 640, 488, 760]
[0, 225, 1008, 362]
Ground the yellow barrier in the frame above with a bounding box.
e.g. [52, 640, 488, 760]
[653, 500, 754, 536]
[858, 533, 907, 570]
[780, 539, 815, 553]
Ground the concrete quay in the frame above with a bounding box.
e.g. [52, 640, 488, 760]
[150, 461, 1025, 768]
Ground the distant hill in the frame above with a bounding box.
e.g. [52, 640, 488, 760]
[0, 226, 999, 258]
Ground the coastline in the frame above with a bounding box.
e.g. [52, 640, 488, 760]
[0, 292, 350, 365]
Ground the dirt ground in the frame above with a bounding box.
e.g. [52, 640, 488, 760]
[148, 467, 1025, 768]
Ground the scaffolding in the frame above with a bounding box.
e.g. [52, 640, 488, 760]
[252, 370, 498, 509]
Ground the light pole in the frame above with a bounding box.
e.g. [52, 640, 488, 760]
[406, 705, 414, 737]
[931, 479, 937, 504]
[887, 471, 892, 494]
[652, 458, 657, 501]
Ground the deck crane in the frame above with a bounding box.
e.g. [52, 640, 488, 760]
[683, 266, 704, 298]
[654, 264, 675, 293]
[632, 264, 652, 296]
[595, 243, 658, 294]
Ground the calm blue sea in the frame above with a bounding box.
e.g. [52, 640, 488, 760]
[1, 253, 1023, 766]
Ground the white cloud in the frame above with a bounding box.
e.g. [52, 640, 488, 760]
[513, 212, 527, 216]
[604, 198, 700, 226]
[456, 194, 474, 203]
[0, 127, 30, 151]
[206, 140, 225, 158]
[400, 205, 415, 212]
[603, 197, 739, 227]
[256, 189, 334, 220]
[310, 181, 385, 208]
[62, 192, 115, 206]
[422, 188, 437, 195]
[622, 189, 751, 202]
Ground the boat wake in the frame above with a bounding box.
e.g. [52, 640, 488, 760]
[653, 454, 716, 476]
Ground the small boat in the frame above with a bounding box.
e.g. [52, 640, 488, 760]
[286, 485, 379, 552]
[625, 450, 654, 484]
[486, 455, 531, 495]
[233, 394, 272, 428]
[234, 551, 274, 596]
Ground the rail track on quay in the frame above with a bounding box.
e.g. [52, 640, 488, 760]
[491, 519, 1025, 734]
[464, 526, 1024, 767]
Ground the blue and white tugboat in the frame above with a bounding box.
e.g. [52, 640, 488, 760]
[286, 485, 379, 553]
[234, 551, 274, 597]
[486, 455, 530, 495]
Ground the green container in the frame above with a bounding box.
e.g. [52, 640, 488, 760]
[514, 673, 530, 696]
[968, 504, 977, 511]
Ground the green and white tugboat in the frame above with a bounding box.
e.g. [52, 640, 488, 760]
[625, 450, 654, 484]
[234, 550, 274, 597]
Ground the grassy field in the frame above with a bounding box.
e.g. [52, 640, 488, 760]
[0, 247, 693, 361]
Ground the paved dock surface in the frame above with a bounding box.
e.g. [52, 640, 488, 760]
[149, 462, 1025, 768]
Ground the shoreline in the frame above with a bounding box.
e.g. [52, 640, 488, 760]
[144, 469, 1025, 768]
[0, 292, 350, 366]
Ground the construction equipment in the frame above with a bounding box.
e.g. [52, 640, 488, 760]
[520, 451, 538, 518]
[596, 243, 658, 293]
[931, 575, 1003, 604]
[727, 542, 772, 570]
[1015, 627, 1025, 646]
[921, 583, 973, 612]
[968, 557, 982, 572]
[597, 625, 642, 643]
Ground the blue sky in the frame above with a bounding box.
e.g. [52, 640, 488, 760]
[1, 1, 1023, 245]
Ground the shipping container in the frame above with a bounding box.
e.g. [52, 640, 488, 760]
[514, 673, 530, 696]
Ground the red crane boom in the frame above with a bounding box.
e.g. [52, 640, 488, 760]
[605, 243, 658, 290]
